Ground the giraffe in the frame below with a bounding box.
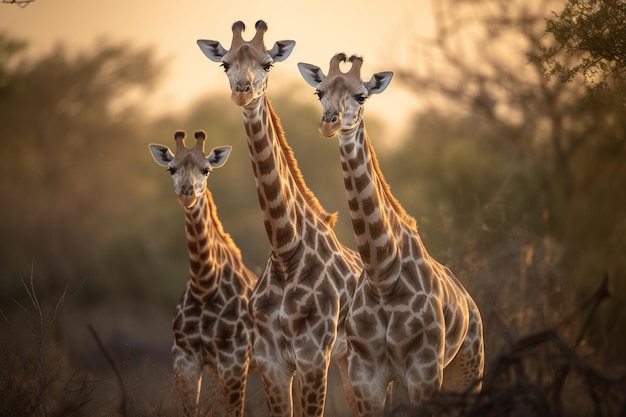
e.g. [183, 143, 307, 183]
[197, 21, 362, 417]
[149, 130, 258, 417]
[298, 54, 485, 416]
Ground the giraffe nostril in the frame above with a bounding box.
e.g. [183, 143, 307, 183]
[322, 113, 340, 124]
[236, 83, 252, 93]
[181, 185, 194, 196]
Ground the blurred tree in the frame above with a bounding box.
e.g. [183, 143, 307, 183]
[0, 34, 25, 96]
[538, 0, 626, 86]
[391, 0, 626, 360]
[0, 34, 167, 305]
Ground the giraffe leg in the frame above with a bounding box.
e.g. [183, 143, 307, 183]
[403, 337, 446, 407]
[405, 361, 443, 406]
[295, 359, 330, 417]
[173, 354, 203, 417]
[292, 374, 303, 417]
[442, 310, 484, 392]
[383, 381, 395, 414]
[256, 356, 295, 417]
[348, 353, 388, 417]
[335, 354, 359, 416]
[217, 358, 250, 417]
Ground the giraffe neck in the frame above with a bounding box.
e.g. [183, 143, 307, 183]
[241, 95, 337, 257]
[183, 188, 240, 299]
[338, 121, 419, 284]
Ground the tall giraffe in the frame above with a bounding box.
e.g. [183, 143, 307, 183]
[197, 21, 362, 417]
[299, 54, 485, 416]
[149, 130, 257, 417]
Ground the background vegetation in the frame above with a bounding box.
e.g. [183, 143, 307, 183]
[1, 0, 624, 415]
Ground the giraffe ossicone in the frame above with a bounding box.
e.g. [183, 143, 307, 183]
[149, 130, 257, 417]
[299, 54, 485, 416]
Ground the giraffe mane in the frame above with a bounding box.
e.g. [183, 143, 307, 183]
[265, 96, 339, 228]
[364, 131, 417, 230]
[204, 187, 243, 259]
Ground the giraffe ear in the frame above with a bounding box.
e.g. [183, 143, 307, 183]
[149, 144, 174, 167]
[268, 40, 295, 62]
[197, 39, 228, 62]
[365, 71, 393, 95]
[297, 63, 326, 87]
[207, 146, 232, 169]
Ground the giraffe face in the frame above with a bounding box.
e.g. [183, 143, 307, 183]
[316, 74, 368, 137]
[197, 20, 296, 107]
[298, 54, 393, 137]
[149, 131, 232, 208]
[220, 44, 275, 106]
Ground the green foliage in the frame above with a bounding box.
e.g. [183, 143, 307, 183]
[540, 0, 626, 85]
[393, 0, 626, 361]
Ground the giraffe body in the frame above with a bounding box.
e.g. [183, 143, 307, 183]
[299, 54, 485, 416]
[198, 21, 362, 417]
[149, 131, 257, 417]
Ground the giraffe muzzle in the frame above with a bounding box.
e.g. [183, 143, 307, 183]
[178, 194, 197, 208]
[319, 115, 341, 138]
[231, 90, 254, 106]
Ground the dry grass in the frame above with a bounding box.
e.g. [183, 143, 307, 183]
[2, 274, 624, 417]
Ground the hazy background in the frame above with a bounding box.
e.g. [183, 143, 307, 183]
[1, 0, 625, 416]
[2, 0, 431, 139]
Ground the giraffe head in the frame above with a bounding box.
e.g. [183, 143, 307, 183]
[149, 130, 231, 208]
[197, 20, 296, 106]
[298, 53, 393, 137]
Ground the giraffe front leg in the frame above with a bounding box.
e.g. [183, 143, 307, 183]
[442, 310, 484, 393]
[295, 359, 330, 417]
[217, 352, 251, 417]
[258, 363, 295, 417]
[334, 354, 359, 416]
[404, 348, 444, 406]
[347, 352, 388, 417]
[254, 338, 296, 417]
[173, 352, 203, 417]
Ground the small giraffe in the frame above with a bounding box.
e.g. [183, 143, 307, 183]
[299, 54, 485, 416]
[198, 21, 362, 417]
[149, 130, 257, 417]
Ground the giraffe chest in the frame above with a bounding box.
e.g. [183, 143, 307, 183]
[172, 279, 254, 360]
[249, 253, 356, 351]
[346, 257, 473, 371]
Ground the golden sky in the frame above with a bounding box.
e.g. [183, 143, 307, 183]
[2, 0, 434, 139]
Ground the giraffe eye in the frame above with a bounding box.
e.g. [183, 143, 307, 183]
[201, 168, 210, 176]
[263, 63, 273, 72]
[355, 94, 367, 104]
[167, 167, 177, 175]
[315, 90, 324, 100]
[220, 62, 231, 72]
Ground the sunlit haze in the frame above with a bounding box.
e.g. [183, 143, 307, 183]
[2, 0, 435, 141]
